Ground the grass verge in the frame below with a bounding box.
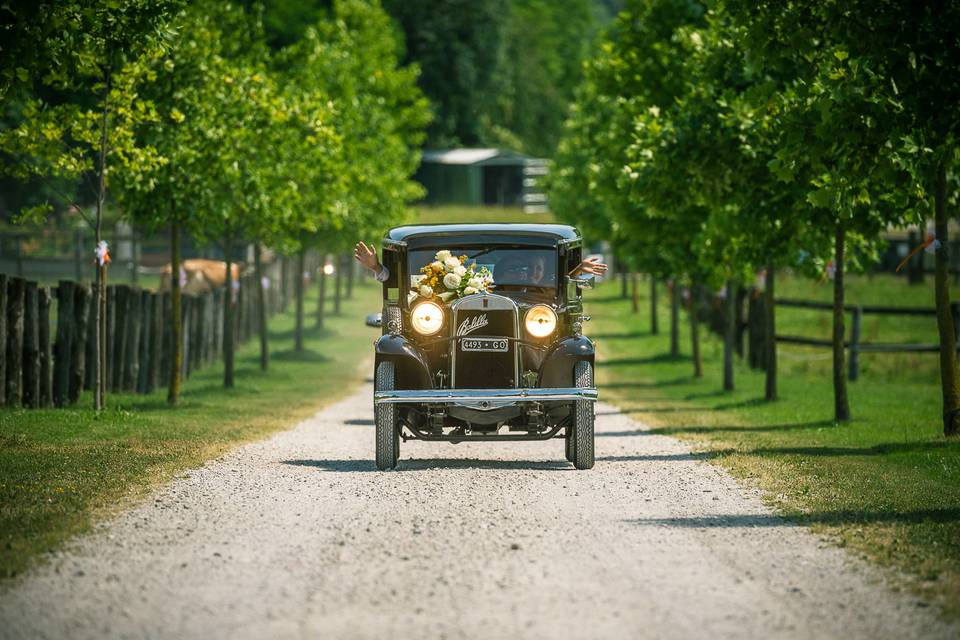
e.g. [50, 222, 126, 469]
[587, 275, 960, 615]
[0, 279, 382, 579]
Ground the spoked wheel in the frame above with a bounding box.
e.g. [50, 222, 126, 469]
[375, 361, 400, 470]
[572, 361, 595, 470]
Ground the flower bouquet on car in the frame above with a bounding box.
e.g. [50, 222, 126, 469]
[412, 249, 494, 304]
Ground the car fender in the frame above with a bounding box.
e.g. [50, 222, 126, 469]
[375, 334, 433, 390]
[538, 335, 595, 388]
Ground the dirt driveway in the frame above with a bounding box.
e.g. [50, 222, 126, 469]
[0, 384, 955, 639]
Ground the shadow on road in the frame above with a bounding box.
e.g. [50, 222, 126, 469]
[597, 452, 726, 463]
[282, 458, 574, 472]
[343, 418, 375, 426]
[624, 507, 960, 528]
[597, 353, 687, 367]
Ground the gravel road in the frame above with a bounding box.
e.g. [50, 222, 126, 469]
[1, 383, 955, 640]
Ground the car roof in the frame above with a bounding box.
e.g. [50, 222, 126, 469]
[385, 223, 581, 247]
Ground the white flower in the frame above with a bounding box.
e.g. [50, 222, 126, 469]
[443, 272, 462, 289]
[463, 286, 478, 295]
[468, 277, 483, 289]
[430, 260, 443, 271]
[454, 264, 467, 276]
[435, 250, 452, 261]
[444, 256, 461, 271]
[419, 284, 433, 297]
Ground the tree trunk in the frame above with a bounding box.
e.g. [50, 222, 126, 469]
[254, 243, 269, 372]
[334, 253, 343, 315]
[764, 265, 777, 401]
[833, 223, 851, 422]
[689, 282, 702, 378]
[650, 277, 659, 335]
[933, 157, 960, 436]
[630, 272, 639, 313]
[346, 254, 354, 299]
[316, 253, 327, 328]
[168, 217, 182, 405]
[223, 233, 235, 388]
[295, 249, 305, 352]
[670, 281, 680, 357]
[723, 279, 735, 391]
[93, 66, 112, 411]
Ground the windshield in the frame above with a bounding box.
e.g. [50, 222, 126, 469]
[408, 246, 558, 290]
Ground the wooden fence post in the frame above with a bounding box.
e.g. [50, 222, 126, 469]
[181, 294, 192, 379]
[22, 281, 40, 408]
[650, 277, 659, 335]
[848, 306, 862, 381]
[213, 287, 223, 359]
[5, 277, 25, 405]
[111, 285, 129, 393]
[137, 290, 151, 394]
[191, 292, 203, 372]
[156, 292, 169, 393]
[0, 274, 7, 406]
[124, 287, 141, 391]
[105, 285, 116, 391]
[952, 302, 960, 349]
[53, 280, 75, 407]
[69, 284, 90, 404]
[747, 291, 766, 370]
[38, 286, 52, 407]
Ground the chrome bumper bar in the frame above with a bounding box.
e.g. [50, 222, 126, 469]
[374, 387, 598, 405]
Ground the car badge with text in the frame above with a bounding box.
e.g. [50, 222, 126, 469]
[456, 314, 489, 336]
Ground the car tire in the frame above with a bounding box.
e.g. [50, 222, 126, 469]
[572, 361, 594, 470]
[375, 361, 399, 470]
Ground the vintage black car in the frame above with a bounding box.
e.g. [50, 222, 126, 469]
[370, 223, 598, 470]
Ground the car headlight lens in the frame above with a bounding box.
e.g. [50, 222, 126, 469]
[525, 305, 557, 338]
[410, 300, 444, 335]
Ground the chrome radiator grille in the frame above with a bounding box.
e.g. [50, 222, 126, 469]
[450, 294, 519, 389]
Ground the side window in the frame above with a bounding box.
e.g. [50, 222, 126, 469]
[382, 247, 400, 302]
[566, 247, 582, 300]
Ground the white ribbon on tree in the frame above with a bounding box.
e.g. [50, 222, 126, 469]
[95, 240, 110, 266]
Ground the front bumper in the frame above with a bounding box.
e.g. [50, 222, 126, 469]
[374, 387, 598, 407]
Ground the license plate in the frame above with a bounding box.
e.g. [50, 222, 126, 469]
[461, 338, 509, 352]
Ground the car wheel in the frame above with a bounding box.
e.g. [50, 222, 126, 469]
[375, 361, 399, 470]
[572, 361, 594, 470]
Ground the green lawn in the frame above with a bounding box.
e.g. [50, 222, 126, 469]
[0, 279, 383, 579]
[587, 273, 960, 614]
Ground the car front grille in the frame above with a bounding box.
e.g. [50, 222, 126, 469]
[450, 294, 519, 389]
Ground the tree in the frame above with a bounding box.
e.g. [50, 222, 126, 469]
[0, 0, 182, 409]
[275, 0, 429, 350]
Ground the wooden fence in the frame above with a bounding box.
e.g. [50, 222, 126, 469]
[699, 288, 952, 381]
[0, 257, 298, 408]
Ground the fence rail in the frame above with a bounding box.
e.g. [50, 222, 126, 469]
[697, 288, 951, 382]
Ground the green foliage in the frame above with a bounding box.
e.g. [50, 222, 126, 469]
[383, 0, 600, 155]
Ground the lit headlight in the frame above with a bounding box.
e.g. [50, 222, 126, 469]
[525, 305, 557, 338]
[410, 300, 444, 335]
